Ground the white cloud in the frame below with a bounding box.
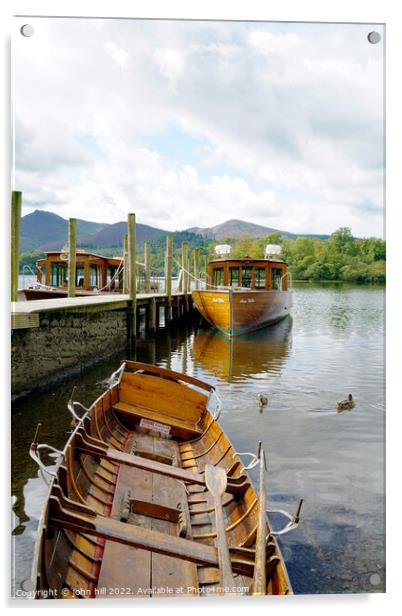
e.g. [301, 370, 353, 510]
[153, 47, 186, 93]
[14, 18, 384, 237]
[103, 41, 130, 68]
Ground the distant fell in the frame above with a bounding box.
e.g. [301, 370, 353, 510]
[80, 221, 168, 248]
[20, 211, 329, 253]
[21, 210, 108, 252]
[186, 218, 329, 241]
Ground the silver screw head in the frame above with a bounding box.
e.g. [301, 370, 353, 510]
[20, 24, 34, 37]
[367, 31, 381, 44]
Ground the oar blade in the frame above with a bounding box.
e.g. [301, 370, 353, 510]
[205, 464, 227, 497]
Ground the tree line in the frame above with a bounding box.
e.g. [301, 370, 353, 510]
[19, 227, 385, 284]
[222, 227, 385, 284]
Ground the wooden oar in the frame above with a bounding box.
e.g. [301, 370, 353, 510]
[251, 449, 267, 595]
[205, 464, 237, 593]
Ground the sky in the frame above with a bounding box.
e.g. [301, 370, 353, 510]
[13, 17, 384, 237]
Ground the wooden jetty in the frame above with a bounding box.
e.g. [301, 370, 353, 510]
[11, 191, 197, 397]
[11, 290, 196, 398]
[12, 292, 194, 332]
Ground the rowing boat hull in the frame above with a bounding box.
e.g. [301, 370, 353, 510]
[192, 289, 292, 337]
[31, 361, 292, 598]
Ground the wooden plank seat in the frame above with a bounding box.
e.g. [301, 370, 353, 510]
[49, 495, 258, 578]
[113, 401, 203, 440]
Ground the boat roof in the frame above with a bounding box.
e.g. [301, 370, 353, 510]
[208, 257, 287, 265]
[40, 250, 123, 262]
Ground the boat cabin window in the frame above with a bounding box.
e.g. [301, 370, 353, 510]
[50, 262, 67, 287]
[241, 267, 252, 288]
[271, 268, 283, 290]
[229, 267, 240, 287]
[75, 263, 85, 288]
[89, 264, 101, 288]
[254, 267, 266, 288]
[213, 267, 224, 287]
[107, 265, 120, 290]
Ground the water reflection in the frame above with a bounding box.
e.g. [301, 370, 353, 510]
[11, 285, 385, 596]
[192, 316, 293, 383]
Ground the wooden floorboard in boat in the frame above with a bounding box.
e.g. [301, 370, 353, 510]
[96, 434, 152, 598]
[97, 430, 199, 597]
[147, 432, 199, 596]
[150, 469, 199, 596]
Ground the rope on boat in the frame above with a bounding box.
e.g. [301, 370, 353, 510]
[105, 362, 126, 389]
[235, 441, 262, 472]
[29, 441, 63, 480]
[207, 388, 222, 421]
[67, 386, 90, 423]
[267, 499, 304, 536]
[95, 258, 125, 293]
[174, 258, 232, 291]
[22, 264, 60, 291]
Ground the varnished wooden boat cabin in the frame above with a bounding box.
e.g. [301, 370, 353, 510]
[22, 250, 124, 300]
[30, 361, 300, 598]
[192, 245, 292, 337]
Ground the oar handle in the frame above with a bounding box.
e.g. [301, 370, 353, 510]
[251, 448, 267, 595]
[214, 494, 236, 591]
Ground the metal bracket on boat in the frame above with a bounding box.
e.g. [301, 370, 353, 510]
[208, 388, 222, 421]
[67, 386, 90, 423]
[267, 498, 304, 536]
[107, 361, 127, 389]
[236, 440, 262, 471]
[29, 423, 63, 480]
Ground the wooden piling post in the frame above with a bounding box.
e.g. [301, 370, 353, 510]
[144, 241, 151, 294]
[165, 235, 173, 324]
[123, 234, 129, 294]
[11, 191, 22, 302]
[67, 218, 77, 298]
[128, 213, 137, 339]
[194, 248, 200, 290]
[182, 241, 189, 313]
[149, 297, 157, 333]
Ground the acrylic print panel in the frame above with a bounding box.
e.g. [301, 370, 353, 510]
[11, 17, 385, 598]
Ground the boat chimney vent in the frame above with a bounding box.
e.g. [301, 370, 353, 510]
[264, 244, 282, 259]
[214, 244, 231, 258]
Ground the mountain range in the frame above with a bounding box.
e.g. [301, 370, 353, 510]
[187, 219, 328, 241]
[19, 210, 329, 253]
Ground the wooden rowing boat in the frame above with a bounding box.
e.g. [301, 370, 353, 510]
[30, 361, 296, 598]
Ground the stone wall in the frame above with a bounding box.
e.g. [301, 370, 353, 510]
[12, 309, 128, 398]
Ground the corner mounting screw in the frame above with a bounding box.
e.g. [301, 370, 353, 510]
[20, 24, 34, 37]
[367, 31, 381, 44]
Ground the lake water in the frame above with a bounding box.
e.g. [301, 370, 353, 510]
[11, 283, 385, 596]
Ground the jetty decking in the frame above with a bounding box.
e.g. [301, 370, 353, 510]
[11, 292, 192, 330]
